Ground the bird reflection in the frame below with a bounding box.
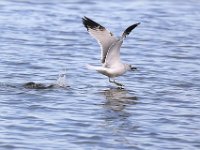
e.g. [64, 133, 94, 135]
[102, 88, 137, 111]
[100, 88, 139, 147]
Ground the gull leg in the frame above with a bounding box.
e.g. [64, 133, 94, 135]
[109, 78, 124, 87]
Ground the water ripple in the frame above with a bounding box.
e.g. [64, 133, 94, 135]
[0, 0, 200, 150]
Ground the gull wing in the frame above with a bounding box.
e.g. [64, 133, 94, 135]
[122, 22, 140, 39]
[104, 40, 123, 68]
[82, 16, 117, 63]
[105, 23, 140, 67]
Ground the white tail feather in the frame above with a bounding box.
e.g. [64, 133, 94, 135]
[86, 64, 106, 72]
[86, 64, 97, 70]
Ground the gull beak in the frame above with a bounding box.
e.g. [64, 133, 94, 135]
[131, 66, 137, 71]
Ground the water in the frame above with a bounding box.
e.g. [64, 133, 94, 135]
[0, 0, 200, 149]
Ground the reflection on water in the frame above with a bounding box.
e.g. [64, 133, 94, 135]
[102, 88, 137, 111]
[100, 88, 139, 148]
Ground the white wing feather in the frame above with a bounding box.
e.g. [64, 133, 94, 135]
[105, 22, 141, 67]
[82, 17, 117, 63]
[104, 40, 123, 68]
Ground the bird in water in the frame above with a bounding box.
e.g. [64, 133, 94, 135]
[23, 70, 68, 89]
[82, 16, 140, 87]
[23, 82, 54, 89]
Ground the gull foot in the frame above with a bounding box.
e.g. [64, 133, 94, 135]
[114, 81, 124, 87]
[109, 78, 124, 88]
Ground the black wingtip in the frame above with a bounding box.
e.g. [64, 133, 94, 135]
[122, 22, 140, 38]
[82, 16, 105, 30]
[82, 16, 89, 29]
[136, 22, 141, 26]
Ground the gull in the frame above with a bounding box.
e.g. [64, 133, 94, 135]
[82, 16, 140, 87]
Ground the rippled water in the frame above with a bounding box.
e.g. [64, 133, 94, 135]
[0, 0, 200, 149]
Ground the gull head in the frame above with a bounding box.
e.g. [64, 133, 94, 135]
[125, 64, 137, 71]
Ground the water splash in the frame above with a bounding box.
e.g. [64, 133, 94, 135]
[56, 69, 68, 87]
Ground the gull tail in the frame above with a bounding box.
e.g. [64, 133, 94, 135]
[86, 64, 106, 73]
[86, 64, 100, 70]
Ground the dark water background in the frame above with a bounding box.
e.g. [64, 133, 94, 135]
[0, 0, 200, 149]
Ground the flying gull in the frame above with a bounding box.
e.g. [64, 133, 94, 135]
[82, 16, 140, 87]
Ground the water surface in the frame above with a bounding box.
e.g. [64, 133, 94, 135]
[0, 0, 200, 149]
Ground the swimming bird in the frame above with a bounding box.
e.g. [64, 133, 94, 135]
[82, 16, 140, 87]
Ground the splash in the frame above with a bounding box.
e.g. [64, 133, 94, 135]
[56, 69, 67, 87]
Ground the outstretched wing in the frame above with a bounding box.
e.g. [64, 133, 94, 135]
[105, 22, 140, 67]
[122, 22, 140, 39]
[82, 16, 117, 63]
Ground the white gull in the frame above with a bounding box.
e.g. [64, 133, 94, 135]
[82, 16, 140, 87]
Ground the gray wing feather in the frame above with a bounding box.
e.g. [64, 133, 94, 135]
[82, 16, 117, 63]
[105, 22, 140, 67]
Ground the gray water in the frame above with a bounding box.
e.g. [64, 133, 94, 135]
[0, 0, 200, 149]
